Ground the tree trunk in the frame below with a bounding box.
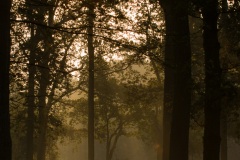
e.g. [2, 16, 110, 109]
[168, 6, 191, 160]
[37, 46, 51, 160]
[220, 1, 228, 160]
[162, 108, 172, 160]
[159, 1, 192, 160]
[87, 2, 95, 160]
[158, 2, 175, 160]
[202, 0, 222, 160]
[26, 8, 39, 158]
[26, 33, 36, 160]
[36, 31, 52, 160]
[37, 4, 55, 159]
[37, 104, 48, 160]
[0, 0, 12, 159]
[162, 41, 173, 160]
[220, 112, 227, 160]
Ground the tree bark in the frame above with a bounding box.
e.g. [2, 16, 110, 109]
[26, 32, 37, 160]
[220, 1, 228, 160]
[202, 0, 222, 160]
[37, 3, 56, 159]
[159, 1, 192, 160]
[26, 3, 39, 158]
[37, 41, 51, 160]
[87, 2, 95, 160]
[220, 112, 227, 160]
[0, 0, 12, 159]
[158, 2, 174, 160]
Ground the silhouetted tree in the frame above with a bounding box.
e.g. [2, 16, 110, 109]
[219, 1, 228, 160]
[0, 0, 12, 159]
[25, 1, 39, 159]
[87, 1, 95, 160]
[202, 0, 222, 160]
[158, 1, 192, 160]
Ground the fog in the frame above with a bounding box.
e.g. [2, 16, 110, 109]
[58, 137, 240, 160]
[59, 137, 156, 160]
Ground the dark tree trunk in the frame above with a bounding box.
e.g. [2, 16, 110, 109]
[158, 2, 174, 160]
[36, 39, 53, 160]
[37, 4, 55, 159]
[25, 1, 47, 159]
[159, 1, 192, 160]
[162, 104, 172, 160]
[36, 29, 52, 160]
[0, 0, 12, 159]
[37, 44, 51, 160]
[26, 36, 36, 160]
[167, 4, 192, 160]
[87, 2, 95, 160]
[37, 103, 48, 160]
[220, 1, 228, 160]
[202, 0, 222, 160]
[220, 113, 227, 160]
[26, 10, 38, 159]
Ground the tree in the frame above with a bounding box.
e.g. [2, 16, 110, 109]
[87, 1, 95, 160]
[219, 1, 228, 160]
[10, 0, 88, 159]
[25, 1, 40, 159]
[202, 0, 222, 160]
[26, 23, 37, 160]
[217, 0, 240, 159]
[139, 3, 164, 158]
[0, 0, 12, 159]
[158, 1, 192, 160]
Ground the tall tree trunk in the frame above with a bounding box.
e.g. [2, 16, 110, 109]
[168, 4, 191, 160]
[37, 30, 52, 160]
[202, 0, 222, 160]
[87, 2, 95, 160]
[220, 1, 228, 160]
[162, 107, 172, 160]
[220, 112, 227, 160]
[37, 100, 48, 160]
[162, 51, 173, 160]
[36, 31, 72, 160]
[37, 43, 51, 160]
[26, 32, 37, 160]
[37, 3, 55, 159]
[0, 0, 12, 159]
[26, 4, 39, 158]
[159, 1, 192, 160]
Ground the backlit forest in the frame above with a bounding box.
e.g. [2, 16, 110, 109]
[1, 0, 240, 160]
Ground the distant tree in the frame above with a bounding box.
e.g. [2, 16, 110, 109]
[94, 60, 123, 160]
[25, 1, 39, 159]
[0, 0, 12, 159]
[10, 0, 87, 159]
[136, 2, 164, 158]
[87, 1, 95, 160]
[36, 5, 54, 159]
[94, 54, 158, 160]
